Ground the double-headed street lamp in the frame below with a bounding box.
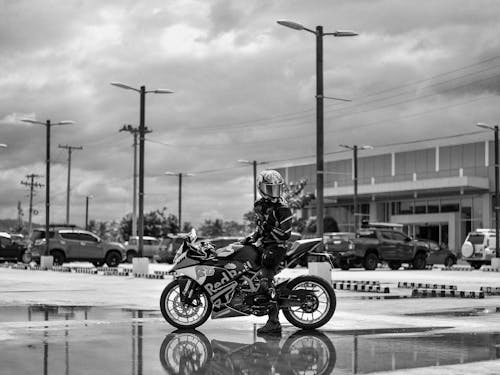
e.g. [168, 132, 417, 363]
[165, 172, 194, 231]
[277, 20, 358, 237]
[237, 159, 268, 202]
[477, 122, 500, 260]
[111, 82, 174, 257]
[21, 119, 74, 255]
[340, 144, 373, 232]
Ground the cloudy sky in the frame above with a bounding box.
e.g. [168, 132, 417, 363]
[1, 0, 500, 227]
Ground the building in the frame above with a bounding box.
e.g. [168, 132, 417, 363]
[272, 133, 496, 252]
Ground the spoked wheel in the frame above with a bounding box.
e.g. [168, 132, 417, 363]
[159, 330, 212, 375]
[160, 279, 212, 329]
[282, 330, 337, 375]
[282, 276, 336, 330]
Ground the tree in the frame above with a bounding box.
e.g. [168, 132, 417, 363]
[199, 219, 224, 237]
[119, 207, 179, 241]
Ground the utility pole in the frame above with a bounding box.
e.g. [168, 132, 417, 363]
[120, 124, 151, 238]
[17, 201, 23, 231]
[21, 173, 43, 235]
[58, 144, 83, 224]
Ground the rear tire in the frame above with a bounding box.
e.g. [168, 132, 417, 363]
[282, 275, 336, 330]
[160, 279, 212, 329]
[444, 256, 455, 268]
[105, 251, 122, 267]
[51, 250, 65, 266]
[363, 253, 378, 270]
[412, 252, 427, 270]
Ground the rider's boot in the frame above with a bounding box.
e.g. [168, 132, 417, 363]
[257, 301, 281, 335]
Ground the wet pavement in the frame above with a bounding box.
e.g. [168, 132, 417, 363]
[1, 305, 500, 374]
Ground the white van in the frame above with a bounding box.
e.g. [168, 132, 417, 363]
[124, 236, 161, 262]
[461, 229, 497, 269]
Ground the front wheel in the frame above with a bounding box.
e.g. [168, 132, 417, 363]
[282, 275, 336, 330]
[412, 253, 427, 270]
[160, 279, 212, 329]
[363, 253, 378, 270]
[105, 251, 122, 267]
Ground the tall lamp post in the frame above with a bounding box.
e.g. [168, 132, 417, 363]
[85, 195, 94, 230]
[477, 122, 500, 265]
[340, 144, 373, 232]
[165, 172, 194, 231]
[237, 159, 268, 202]
[111, 82, 173, 258]
[277, 20, 357, 238]
[22, 119, 74, 256]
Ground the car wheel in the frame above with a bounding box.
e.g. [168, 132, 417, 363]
[471, 263, 482, 270]
[388, 261, 402, 270]
[412, 252, 426, 270]
[51, 250, 65, 266]
[363, 253, 378, 270]
[92, 260, 103, 268]
[126, 251, 137, 263]
[20, 251, 32, 264]
[105, 251, 122, 267]
[444, 256, 455, 268]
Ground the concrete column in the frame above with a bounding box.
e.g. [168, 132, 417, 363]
[482, 193, 492, 229]
[369, 201, 377, 222]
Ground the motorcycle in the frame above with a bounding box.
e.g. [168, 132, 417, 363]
[159, 329, 337, 375]
[159, 229, 336, 330]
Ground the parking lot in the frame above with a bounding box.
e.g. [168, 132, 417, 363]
[1, 262, 500, 374]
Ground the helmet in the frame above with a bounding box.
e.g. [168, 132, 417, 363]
[257, 170, 284, 200]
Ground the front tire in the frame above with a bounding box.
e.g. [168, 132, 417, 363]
[51, 250, 65, 266]
[412, 252, 427, 270]
[282, 275, 336, 330]
[160, 279, 212, 329]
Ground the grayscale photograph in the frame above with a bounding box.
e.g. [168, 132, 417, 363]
[1, 0, 500, 374]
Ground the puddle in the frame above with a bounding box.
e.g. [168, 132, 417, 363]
[406, 307, 500, 317]
[0, 304, 499, 374]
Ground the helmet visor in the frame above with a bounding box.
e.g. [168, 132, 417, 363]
[261, 183, 282, 198]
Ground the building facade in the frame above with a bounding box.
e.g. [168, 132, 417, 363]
[273, 133, 496, 252]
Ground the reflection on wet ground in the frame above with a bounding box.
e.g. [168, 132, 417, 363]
[0, 304, 499, 374]
[406, 306, 500, 317]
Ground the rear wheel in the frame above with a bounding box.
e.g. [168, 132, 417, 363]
[444, 256, 456, 268]
[126, 251, 137, 263]
[412, 252, 427, 270]
[471, 263, 482, 270]
[282, 275, 336, 330]
[51, 250, 65, 266]
[363, 253, 378, 270]
[160, 279, 212, 329]
[105, 251, 122, 267]
[20, 251, 31, 264]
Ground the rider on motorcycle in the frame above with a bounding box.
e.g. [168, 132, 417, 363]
[242, 169, 293, 334]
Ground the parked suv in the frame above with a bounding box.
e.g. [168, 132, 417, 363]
[28, 226, 126, 267]
[124, 236, 161, 262]
[337, 227, 429, 270]
[461, 229, 496, 269]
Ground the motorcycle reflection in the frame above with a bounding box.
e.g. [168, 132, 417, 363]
[159, 329, 336, 375]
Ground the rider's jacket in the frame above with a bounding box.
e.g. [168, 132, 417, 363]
[250, 198, 293, 246]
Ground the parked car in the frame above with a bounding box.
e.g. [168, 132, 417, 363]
[323, 232, 356, 269]
[337, 226, 429, 270]
[157, 234, 194, 264]
[461, 229, 496, 269]
[0, 232, 30, 263]
[416, 239, 456, 267]
[27, 226, 126, 267]
[124, 236, 161, 262]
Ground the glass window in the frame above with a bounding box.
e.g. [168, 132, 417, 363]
[78, 233, 98, 242]
[467, 234, 484, 245]
[59, 232, 80, 240]
[414, 201, 426, 214]
[380, 231, 393, 240]
[0, 237, 11, 247]
[441, 199, 459, 213]
[487, 237, 496, 248]
[390, 231, 408, 241]
[428, 200, 439, 213]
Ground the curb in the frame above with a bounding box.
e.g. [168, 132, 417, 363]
[333, 282, 390, 293]
[332, 279, 380, 285]
[134, 273, 164, 279]
[482, 266, 500, 272]
[398, 282, 457, 290]
[441, 266, 474, 271]
[411, 289, 484, 298]
[480, 286, 500, 295]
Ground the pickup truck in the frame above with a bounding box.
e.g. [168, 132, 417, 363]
[333, 228, 429, 270]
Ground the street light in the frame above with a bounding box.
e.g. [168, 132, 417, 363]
[340, 144, 373, 232]
[477, 122, 500, 260]
[85, 195, 94, 230]
[277, 20, 358, 237]
[21, 118, 74, 256]
[237, 159, 268, 202]
[111, 82, 174, 258]
[165, 172, 194, 231]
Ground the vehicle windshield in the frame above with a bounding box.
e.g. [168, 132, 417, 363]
[468, 234, 485, 245]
